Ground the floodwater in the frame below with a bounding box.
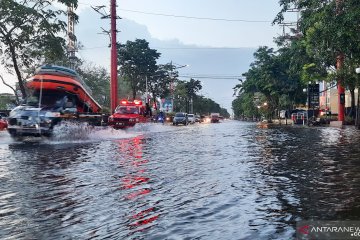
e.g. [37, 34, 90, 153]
[1, 121, 360, 239]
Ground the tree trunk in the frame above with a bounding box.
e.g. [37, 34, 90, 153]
[132, 87, 136, 100]
[0, 75, 19, 103]
[356, 91, 360, 129]
[350, 88, 356, 118]
[7, 37, 27, 99]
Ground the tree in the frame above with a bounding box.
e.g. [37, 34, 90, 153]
[185, 78, 202, 113]
[233, 44, 308, 120]
[147, 63, 172, 110]
[0, 0, 78, 100]
[193, 95, 230, 117]
[77, 64, 110, 112]
[275, 0, 360, 118]
[117, 39, 160, 99]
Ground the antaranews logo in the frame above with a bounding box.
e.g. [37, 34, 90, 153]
[298, 225, 310, 235]
[297, 221, 360, 239]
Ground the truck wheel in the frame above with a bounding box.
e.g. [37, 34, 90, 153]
[8, 129, 18, 138]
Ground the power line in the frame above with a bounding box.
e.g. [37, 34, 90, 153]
[118, 8, 271, 23]
[79, 46, 253, 51]
[78, 2, 271, 23]
[179, 75, 243, 80]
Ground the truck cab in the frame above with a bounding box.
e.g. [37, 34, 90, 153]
[210, 113, 220, 123]
[108, 100, 147, 129]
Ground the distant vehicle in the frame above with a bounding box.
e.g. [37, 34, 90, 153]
[165, 115, 174, 123]
[291, 111, 307, 124]
[195, 115, 201, 122]
[210, 113, 220, 123]
[156, 111, 165, 123]
[108, 99, 148, 129]
[187, 114, 196, 124]
[200, 115, 211, 123]
[173, 112, 188, 125]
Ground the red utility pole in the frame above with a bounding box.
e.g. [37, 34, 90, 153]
[336, 0, 345, 122]
[337, 54, 345, 122]
[110, 0, 118, 113]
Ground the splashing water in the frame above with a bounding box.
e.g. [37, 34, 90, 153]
[50, 121, 143, 143]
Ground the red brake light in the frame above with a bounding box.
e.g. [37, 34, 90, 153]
[120, 100, 127, 105]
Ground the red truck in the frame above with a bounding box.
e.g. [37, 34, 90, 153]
[210, 113, 220, 123]
[108, 99, 149, 129]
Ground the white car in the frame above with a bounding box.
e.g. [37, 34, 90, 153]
[187, 114, 196, 124]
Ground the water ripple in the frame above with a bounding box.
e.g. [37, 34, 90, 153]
[2, 122, 360, 239]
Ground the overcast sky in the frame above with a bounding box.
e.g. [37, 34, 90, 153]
[1, 0, 296, 112]
[79, 0, 284, 48]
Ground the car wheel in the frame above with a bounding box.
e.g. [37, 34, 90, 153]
[8, 129, 17, 138]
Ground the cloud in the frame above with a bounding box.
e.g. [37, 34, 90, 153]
[77, 7, 255, 113]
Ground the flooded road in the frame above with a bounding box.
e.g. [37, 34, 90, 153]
[1, 121, 360, 239]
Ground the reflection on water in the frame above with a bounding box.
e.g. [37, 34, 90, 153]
[2, 122, 360, 239]
[116, 136, 159, 236]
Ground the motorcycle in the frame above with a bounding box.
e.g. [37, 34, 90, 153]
[157, 116, 164, 123]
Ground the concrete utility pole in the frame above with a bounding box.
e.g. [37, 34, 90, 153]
[110, 0, 118, 113]
[336, 0, 345, 122]
[92, 2, 120, 113]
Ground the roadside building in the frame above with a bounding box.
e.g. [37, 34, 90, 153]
[319, 81, 358, 115]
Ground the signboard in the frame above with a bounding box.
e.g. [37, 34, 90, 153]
[161, 98, 173, 112]
[308, 83, 319, 108]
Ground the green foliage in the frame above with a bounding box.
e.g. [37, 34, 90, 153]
[273, 0, 360, 119]
[275, 0, 360, 87]
[77, 64, 110, 110]
[172, 79, 228, 116]
[232, 92, 260, 119]
[185, 79, 202, 98]
[117, 39, 160, 99]
[0, 93, 16, 109]
[193, 95, 229, 117]
[0, 0, 78, 99]
[148, 63, 172, 101]
[233, 45, 307, 119]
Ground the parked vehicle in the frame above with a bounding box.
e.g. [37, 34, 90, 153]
[187, 114, 196, 124]
[291, 111, 308, 124]
[173, 112, 188, 125]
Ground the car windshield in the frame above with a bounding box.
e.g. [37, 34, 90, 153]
[115, 106, 139, 114]
[175, 113, 185, 117]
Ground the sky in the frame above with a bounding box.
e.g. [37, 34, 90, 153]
[79, 0, 284, 48]
[0, 0, 296, 113]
